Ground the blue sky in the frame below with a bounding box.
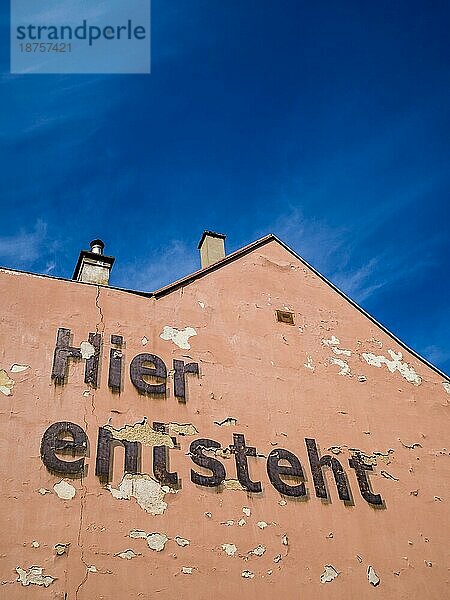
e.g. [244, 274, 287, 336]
[0, 1, 449, 375]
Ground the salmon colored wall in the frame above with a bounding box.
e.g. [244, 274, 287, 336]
[0, 239, 449, 599]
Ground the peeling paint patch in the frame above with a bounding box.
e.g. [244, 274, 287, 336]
[160, 326, 197, 350]
[257, 521, 268, 529]
[87, 565, 97, 573]
[10, 364, 29, 373]
[167, 422, 198, 436]
[281, 534, 288, 546]
[129, 529, 148, 539]
[83, 390, 90, 397]
[107, 474, 175, 514]
[243, 507, 251, 517]
[304, 354, 315, 372]
[147, 533, 168, 552]
[322, 335, 340, 347]
[16, 566, 55, 587]
[221, 520, 234, 527]
[0, 370, 15, 396]
[368, 566, 380, 586]
[279, 499, 287, 506]
[273, 554, 282, 563]
[362, 350, 422, 385]
[198, 301, 205, 309]
[358, 375, 367, 382]
[214, 417, 238, 427]
[175, 536, 190, 547]
[330, 357, 351, 376]
[181, 567, 193, 574]
[105, 418, 174, 448]
[223, 479, 246, 491]
[320, 565, 339, 583]
[250, 544, 266, 556]
[114, 550, 141, 560]
[38, 488, 51, 495]
[222, 543, 237, 556]
[443, 382, 450, 394]
[141, 336, 148, 346]
[53, 480, 76, 500]
[31, 541, 39, 548]
[54, 543, 70, 556]
[80, 341, 95, 360]
[381, 470, 398, 481]
[349, 448, 394, 466]
[238, 518, 246, 527]
[241, 570, 254, 579]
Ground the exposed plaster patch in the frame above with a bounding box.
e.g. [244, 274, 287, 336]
[222, 543, 237, 557]
[129, 530, 148, 539]
[16, 566, 55, 587]
[214, 417, 238, 427]
[167, 423, 198, 436]
[273, 554, 282, 563]
[279, 499, 287, 506]
[105, 418, 174, 448]
[114, 550, 141, 560]
[358, 375, 367, 382]
[54, 543, 70, 556]
[250, 545, 266, 556]
[243, 507, 251, 517]
[257, 521, 268, 529]
[322, 335, 340, 347]
[381, 470, 399, 481]
[38, 488, 51, 495]
[399, 439, 422, 450]
[330, 357, 351, 376]
[53, 480, 76, 500]
[238, 518, 246, 527]
[368, 566, 380, 586]
[0, 370, 15, 396]
[443, 382, 450, 394]
[175, 536, 190, 547]
[320, 565, 339, 583]
[107, 474, 175, 514]
[362, 350, 422, 385]
[160, 326, 197, 350]
[328, 445, 345, 455]
[83, 390, 90, 397]
[221, 520, 234, 527]
[282, 534, 288, 546]
[223, 479, 246, 491]
[31, 541, 39, 548]
[198, 301, 205, 309]
[181, 567, 193, 574]
[141, 337, 148, 346]
[10, 364, 29, 373]
[241, 570, 254, 579]
[80, 341, 95, 360]
[304, 355, 315, 372]
[349, 449, 394, 466]
[87, 565, 97, 573]
[146, 533, 168, 551]
[205, 512, 212, 518]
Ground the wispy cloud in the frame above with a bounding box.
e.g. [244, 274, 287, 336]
[0, 219, 48, 266]
[113, 239, 199, 293]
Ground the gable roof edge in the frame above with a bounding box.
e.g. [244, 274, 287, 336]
[154, 233, 449, 381]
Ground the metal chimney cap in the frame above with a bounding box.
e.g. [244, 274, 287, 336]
[90, 239, 105, 255]
[197, 230, 226, 249]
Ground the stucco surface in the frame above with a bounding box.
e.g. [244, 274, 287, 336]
[0, 239, 449, 599]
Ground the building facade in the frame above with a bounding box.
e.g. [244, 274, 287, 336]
[0, 233, 449, 599]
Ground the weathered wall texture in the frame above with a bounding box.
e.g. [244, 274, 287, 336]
[0, 239, 449, 599]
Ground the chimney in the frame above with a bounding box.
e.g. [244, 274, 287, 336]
[72, 239, 115, 286]
[198, 231, 226, 269]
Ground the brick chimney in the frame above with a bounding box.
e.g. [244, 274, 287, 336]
[72, 239, 115, 285]
[198, 231, 226, 269]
